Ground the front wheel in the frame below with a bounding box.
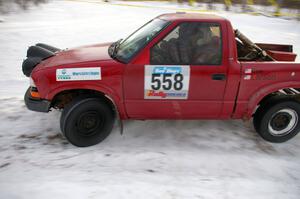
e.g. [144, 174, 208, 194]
[254, 101, 300, 143]
[60, 98, 114, 147]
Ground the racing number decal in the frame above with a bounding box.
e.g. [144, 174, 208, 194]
[144, 65, 190, 99]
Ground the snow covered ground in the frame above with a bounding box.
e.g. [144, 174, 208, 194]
[0, 1, 300, 198]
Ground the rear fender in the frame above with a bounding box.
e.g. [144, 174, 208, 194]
[246, 81, 300, 118]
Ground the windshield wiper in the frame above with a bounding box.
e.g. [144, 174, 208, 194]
[110, 39, 123, 59]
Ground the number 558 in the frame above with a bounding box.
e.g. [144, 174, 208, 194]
[151, 73, 183, 91]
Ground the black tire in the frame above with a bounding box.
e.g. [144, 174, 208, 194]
[60, 97, 114, 147]
[253, 100, 300, 143]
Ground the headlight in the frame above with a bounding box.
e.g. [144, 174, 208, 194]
[29, 77, 40, 98]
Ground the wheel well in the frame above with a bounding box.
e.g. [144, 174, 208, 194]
[254, 88, 300, 115]
[51, 89, 115, 111]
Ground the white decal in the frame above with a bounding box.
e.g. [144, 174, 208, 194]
[244, 75, 251, 80]
[245, 68, 252, 74]
[56, 67, 101, 81]
[144, 65, 190, 99]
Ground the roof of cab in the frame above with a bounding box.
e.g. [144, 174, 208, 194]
[157, 12, 228, 22]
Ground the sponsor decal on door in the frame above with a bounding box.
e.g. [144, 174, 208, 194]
[144, 65, 190, 99]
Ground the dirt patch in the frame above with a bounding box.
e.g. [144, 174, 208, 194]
[7, 115, 21, 121]
[0, 163, 10, 169]
[252, 137, 277, 154]
[14, 145, 27, 150]
[146, 169, 156, 173]
[18, 133, 41, 139]
[44, 133, 69, 146]
[47, 133, 64, 140]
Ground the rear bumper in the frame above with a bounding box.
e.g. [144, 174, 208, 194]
[24, 88, 51, 112]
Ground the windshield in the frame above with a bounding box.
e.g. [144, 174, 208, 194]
[116, 18, 170, 62]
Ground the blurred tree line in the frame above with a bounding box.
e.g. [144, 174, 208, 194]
[177, 0, 300, 18]
[0, 0, 48, 13]
[0, 0, 299, 17]
[180, 0, 300, 9]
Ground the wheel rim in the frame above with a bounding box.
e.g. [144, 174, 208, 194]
[268, 108, 298, 136]
[76, 111, 104, 137]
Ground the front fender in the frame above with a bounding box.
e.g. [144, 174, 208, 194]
[47, 82, 127, 119]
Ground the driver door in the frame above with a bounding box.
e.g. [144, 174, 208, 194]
[124, 21, 227, 119]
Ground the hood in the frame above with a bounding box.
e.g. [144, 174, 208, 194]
[39, 42, 113, 68]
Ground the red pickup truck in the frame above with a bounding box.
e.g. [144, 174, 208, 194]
[23, 13, 300, 147]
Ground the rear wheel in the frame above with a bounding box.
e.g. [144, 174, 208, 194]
[60, 97, 114, 147]
[253, 100, 300, 143]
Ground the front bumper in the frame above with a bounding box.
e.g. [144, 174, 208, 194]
[24, 87, 51, 112]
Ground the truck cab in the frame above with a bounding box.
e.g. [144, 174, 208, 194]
[123, 14, 234, 119]
[23, 13, 300, 147]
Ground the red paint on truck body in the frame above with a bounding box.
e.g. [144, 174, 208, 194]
[30, 13, 300, 120]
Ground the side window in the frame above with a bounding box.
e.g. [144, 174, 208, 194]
[150, 22, 222, 65]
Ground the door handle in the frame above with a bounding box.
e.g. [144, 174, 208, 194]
[211, 74, 226, 81]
